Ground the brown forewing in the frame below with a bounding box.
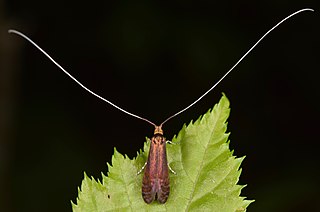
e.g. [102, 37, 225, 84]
[142, 135, 170, 204]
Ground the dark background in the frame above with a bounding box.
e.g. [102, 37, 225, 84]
[1, 1, 319, 212]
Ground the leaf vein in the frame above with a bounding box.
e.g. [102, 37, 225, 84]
[185, 106, 223, 211]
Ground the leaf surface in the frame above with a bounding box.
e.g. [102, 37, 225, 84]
[72, 94, 253, 211]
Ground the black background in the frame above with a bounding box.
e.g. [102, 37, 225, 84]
[0, 1, 319, 211]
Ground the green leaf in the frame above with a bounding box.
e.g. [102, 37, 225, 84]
[72, 94, 254, 211]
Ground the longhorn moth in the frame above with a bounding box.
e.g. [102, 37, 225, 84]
[8, 8, 313, 203]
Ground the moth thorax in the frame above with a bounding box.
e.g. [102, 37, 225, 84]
[154, 126, 163, 135]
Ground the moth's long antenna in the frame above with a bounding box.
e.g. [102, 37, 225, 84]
[9, 8, 313, 129]
[160, 8, 314, 127]
[8, 29, 157, 127]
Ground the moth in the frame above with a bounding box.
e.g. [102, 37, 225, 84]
[140, 125, 170, 203]
[8, 8, 313, 204]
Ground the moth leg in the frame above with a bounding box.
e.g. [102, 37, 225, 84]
[137, 162, 147, 175]
[166, 140, 177, 174]
[137, 137, 151, 175]
[166, 140, 179, 145]
[168, 163, 176, 175]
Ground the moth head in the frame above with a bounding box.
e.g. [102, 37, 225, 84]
[154, 126, 163, 135]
